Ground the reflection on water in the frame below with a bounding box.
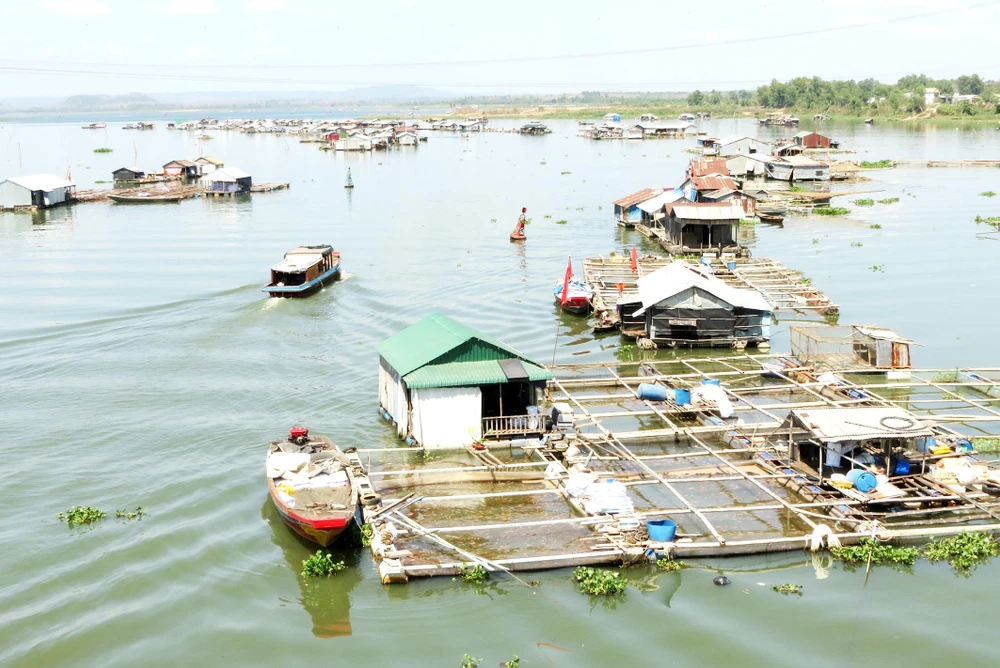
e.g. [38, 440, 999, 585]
[262, 498, 361, 640]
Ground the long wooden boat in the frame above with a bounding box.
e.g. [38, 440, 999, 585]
[263, 245, 341, 298]
[509, 231, 526, 242]
[108, 192, 188, 203]
[267, 428, 365, 547]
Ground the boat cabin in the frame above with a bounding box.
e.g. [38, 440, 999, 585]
[519, 122, 551, 135]
[378, 314, 554, 448]
[264, 245, 340, 298]
[630, 263, 772, 347]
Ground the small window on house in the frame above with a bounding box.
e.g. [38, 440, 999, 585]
[816, 170, 822, 176]
[750, 147, 757, 154]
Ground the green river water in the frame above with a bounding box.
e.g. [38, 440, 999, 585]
[1, 117, 999, 666]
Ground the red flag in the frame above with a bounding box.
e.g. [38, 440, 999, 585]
[630, 245, 638, 273]
[66, 167, 72, 182]
[560, 257, 573, 306]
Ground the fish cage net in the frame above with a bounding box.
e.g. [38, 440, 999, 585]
[789, 325, 879, 370]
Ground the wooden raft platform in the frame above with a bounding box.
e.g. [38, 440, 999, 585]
[360, 356, 1000, 583]
[584, 254, 838, 333]
[75, 184, 202, 203]
[249, 182, 290, 192]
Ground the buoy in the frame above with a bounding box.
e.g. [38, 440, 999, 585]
[713, 576, 731, 586]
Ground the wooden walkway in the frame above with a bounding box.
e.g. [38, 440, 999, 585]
[584, 253, 838, 333]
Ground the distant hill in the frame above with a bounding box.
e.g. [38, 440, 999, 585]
[45, 93, 166, 111]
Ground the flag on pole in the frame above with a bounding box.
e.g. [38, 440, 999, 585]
[66, 166, 72, 182]
[560, 257, 573, 306]
[630, 244, 638, 273]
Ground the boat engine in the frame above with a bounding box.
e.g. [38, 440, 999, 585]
[288, 426, 310, 445]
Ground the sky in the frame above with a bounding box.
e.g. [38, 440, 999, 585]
[1, 0, 999, 99]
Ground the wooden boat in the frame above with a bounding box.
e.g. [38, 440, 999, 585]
[509, 231, 526, 242]
[108, 192, 187, 203]
[267, 427, 372, 547]
[554, 278, 593, 314]
[82, 122, 106, 129]
[263, 245, 341, 298]
[757, 211, 785, 223]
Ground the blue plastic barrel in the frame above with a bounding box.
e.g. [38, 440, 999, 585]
[674, 388, 692, 406]
[726, 261, 737, 271]
[638, 383, 668, 401]
[647, 519, 677, 542]
[957, 439, 973, 452]
[894, 459, 910, 475]
[701, 378, 721, 386]
[846, 469, 878, 493]
[700, 255, 712, 265]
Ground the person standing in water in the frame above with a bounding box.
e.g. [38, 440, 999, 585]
[513, 207, 527, 237]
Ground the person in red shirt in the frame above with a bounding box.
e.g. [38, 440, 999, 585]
[513, 207, 527, 237]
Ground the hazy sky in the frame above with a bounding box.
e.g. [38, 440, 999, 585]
[1, 0, 998, 98]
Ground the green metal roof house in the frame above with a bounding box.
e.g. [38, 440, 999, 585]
[377, 313, 553, 448]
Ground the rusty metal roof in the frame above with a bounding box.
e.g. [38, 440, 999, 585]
[690, 157, 730, 177]
[613, 187, 663, 207]
[690, 175, 738, 191]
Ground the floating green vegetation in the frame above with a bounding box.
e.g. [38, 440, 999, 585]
[561, 171, 571, 175]
[575, 207, 584, 211]
[974, 215, 1000, 228]
[870, 223, 882, 229]
[813, 207, 850, 216]
[772, 583, 803, 596]
[924, 533, 1000, 573]
[93, 148, 113, 153]
[115, 507, 146, 521]
[556, 219, 568, 225]
[812, 238, 819, 244]
[301, 550, 346, 577]
[740, 218, 759, 226]
[360, 523, 373, 547]
[853, 198, 875, 206]
[932, 370, 958, 383]
[980, 191, 996, 197]
[830, 538, 918, 566]
[543, 214, 552, 218]
[503, 656, 520, 668]
[877, 197, 900, 204]
[656, 558, 687, 573]
[539, 161, 547, 165]
[870, 264, 885, 272]
[851, 241, 864, 247]
[860, 159, 893, 169]
[58, 506, 106, 527]
[461, 654, 481, 668]
[573, 567, 628, 596]
[598, 205, 603, 210]
[788, 185, 805, 192]
[459, 564, 490, 583]
[973, 436, 1000, 453]
[490, 218, 497, 224]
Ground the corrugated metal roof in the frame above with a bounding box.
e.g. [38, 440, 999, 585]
[378, 313, 543, 378]
[667, 202, 745, 221]
[690, 175, 737, 191]
[403, 359, 552, 389]
[614, 187, 663, 208]
[164, 159, 198, 167]
[4, 174, 74, 191]
[702, 188, 737, 200]
[634, 263, 772, 315]
[196, 156, 224, 165]
[690, 157, 729, 177]
[789, 407, 934, 442]
[637, 189, 685, 213]
[852, 326, 917, 344]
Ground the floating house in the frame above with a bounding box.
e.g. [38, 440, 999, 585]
[397, 132, 419, 146]
[715, 135, 771, 158]
[793, 131, 838, 149]
[637, 121, 695, 137]
[660, 202, 745, 253]
[637, 189, 686, 225]
[458, 120, 484, 132]
[377, 314, 553, 448]
[112, 166, 145, 181]
[783, 155, 831, 181]
[163, 159, 201, 178]
[334, 135, 374, 151]
[200, 166, 252, 193]
[519, 122, 551, 135]
[680, 174, 739, 202]
[0, 174, 76, 209]
[627, 263, 772, 347]
[613, 187, 663, 226]
[195, 156, 224, 174]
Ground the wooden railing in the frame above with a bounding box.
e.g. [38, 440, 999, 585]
[482, 413, 545, 438]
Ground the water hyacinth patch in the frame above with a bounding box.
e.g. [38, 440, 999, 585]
[813, 207, 850, 216]
[860, 159, 893, 169]
[301, 550, 346, 577]
[830, 538, 918, 566]
[924, 532, 1000, 573]
[573, 567, 628, 596]
[59, 506, 107, 526]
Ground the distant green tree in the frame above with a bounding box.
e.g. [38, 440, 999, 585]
[687, 90, 704, 105]
[957, 74, 985, 95]
[708, 90, 722, 105]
